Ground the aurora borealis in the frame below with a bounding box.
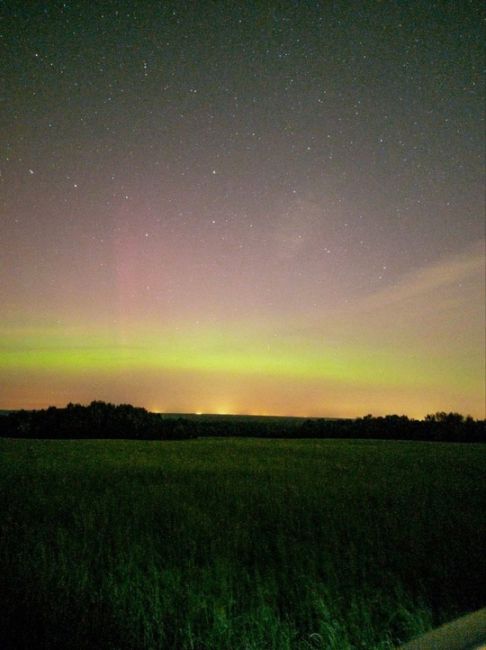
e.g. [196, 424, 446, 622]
[1, 2, 484, 417]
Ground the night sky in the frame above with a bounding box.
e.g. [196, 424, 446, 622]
[1, 1, 484, 417]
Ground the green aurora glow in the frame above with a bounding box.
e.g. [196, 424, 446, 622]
[0, 320, 480, 392]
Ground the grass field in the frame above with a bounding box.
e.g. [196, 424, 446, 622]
[0, 437, 484, 649]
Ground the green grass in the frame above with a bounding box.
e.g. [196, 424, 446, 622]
[0, 437, 484, 649]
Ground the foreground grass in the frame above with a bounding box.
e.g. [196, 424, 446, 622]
[0, 437, 484, 649]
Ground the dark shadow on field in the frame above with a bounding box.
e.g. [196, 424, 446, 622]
[0, 587, 127, 650]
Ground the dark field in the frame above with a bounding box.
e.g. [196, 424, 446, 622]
[0, 437, 484, 649]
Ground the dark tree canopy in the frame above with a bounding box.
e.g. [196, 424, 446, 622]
[0, 401, 196, 440]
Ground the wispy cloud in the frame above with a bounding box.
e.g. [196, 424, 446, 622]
[356, 242, 485, 312]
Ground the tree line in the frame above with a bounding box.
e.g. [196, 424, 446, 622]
[299, 412, 485, 443]
[0, 401, 197, 440]
[0, 402, 484, 442]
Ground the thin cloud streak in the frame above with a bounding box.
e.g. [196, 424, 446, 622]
[354, 243, 485, 313]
